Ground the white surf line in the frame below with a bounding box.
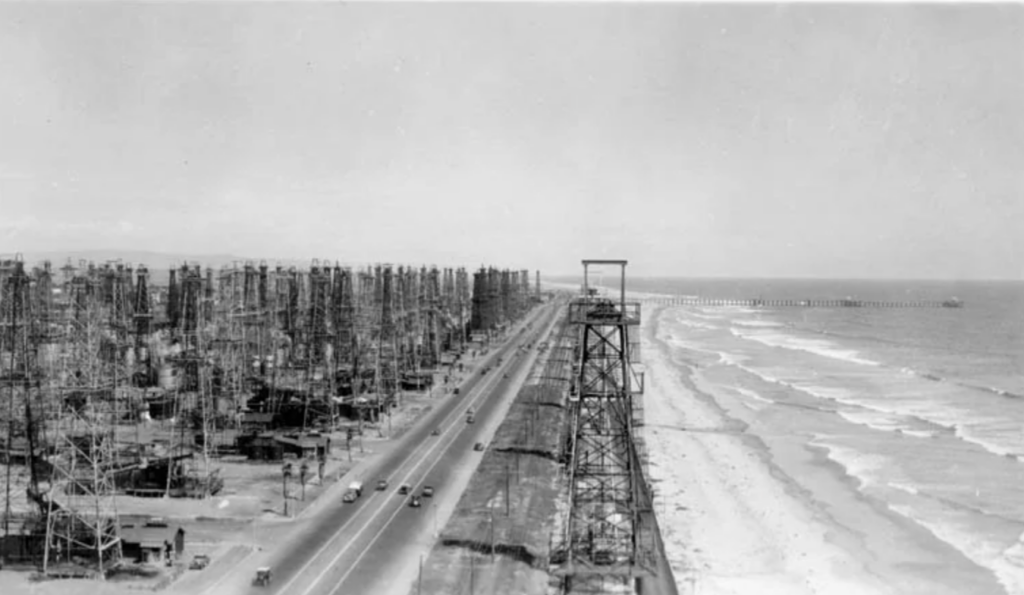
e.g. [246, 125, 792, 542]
[327, 318, 554, 595]
[287, 308, 554, 595]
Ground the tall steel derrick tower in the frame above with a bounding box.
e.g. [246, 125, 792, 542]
[552, 260, 656, 594]
[45, 268, 123, 575]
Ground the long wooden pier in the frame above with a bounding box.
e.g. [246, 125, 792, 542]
[638, 297, 964, 309]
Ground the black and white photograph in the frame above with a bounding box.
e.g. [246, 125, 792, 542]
[0, 2, 1022, 595]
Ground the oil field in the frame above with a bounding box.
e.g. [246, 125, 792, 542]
[0, 256, 539, 580]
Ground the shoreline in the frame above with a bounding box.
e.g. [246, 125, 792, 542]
[642, 302, 1008, 595]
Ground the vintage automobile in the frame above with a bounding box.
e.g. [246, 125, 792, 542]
[189, 554, 210, 570]
[254, 567, 273, 587]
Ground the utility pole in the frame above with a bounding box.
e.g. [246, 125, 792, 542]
[490, 508, 495, 560]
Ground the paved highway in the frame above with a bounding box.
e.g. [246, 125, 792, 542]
[218, 301, 563, 595]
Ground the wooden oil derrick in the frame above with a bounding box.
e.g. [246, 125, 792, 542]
[45, 269, 123, 575]
[330, 265, 358, 408]
[422, 267, 441, 369]
[167, 266, 180, 336]
[441, 268, 455, 351]
[521, 269, 530, 313]
[171, 265, 218, 498]
[374, 266, 399, 418]
[456, 267, 470, 350]
[2, 258, 45, 566]
[500, 269, 511, 327]
[470, 267, 487, 333]
[210, 264, 246, 449]
[394, 267, 412, 380]
[133, 266, 152, 380]
[303, 260, 332, 431]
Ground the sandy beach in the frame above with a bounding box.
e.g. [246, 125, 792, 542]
[639, 302, 1007, 595]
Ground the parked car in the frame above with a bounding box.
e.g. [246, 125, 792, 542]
[398, 484, 410, 495]
[422, 486, 435, 498]
[376, 478, 389, 491]
[431, 428, 441, 436]
[409, 495, 422, 508]
[189, 554, 210, 570]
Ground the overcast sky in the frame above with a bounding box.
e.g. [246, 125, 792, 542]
[0, 3, 1021, 279]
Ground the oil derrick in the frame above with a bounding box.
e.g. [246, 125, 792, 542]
[254, 261, 270, 378]
[174, 265, 216, 498]
[133, 266, 152, 385]
[441, 268, 455, 351]
[2, 258, 45, 566]
[210, 264, 246, 447]
[455, 267, 470, 350]
[489, 268, 503, 329]
[500, 269, 512, 326]
[303, 261, 332, 430]
[422, 267, 441, 369]
[284, 267, 301, 362]
[373, 266, 399, 415]
[470, 267, 487, 333]
[45, 269, 123, 575]
[406, 267, 419, 373]
[552, 260, 656, 594]
[32, 261, 57, 430]
[356, 267, 376, 398]
[331, 265, 358, 400]
[167, 267, 180, 335]
[521, 269, 530, 309]
[394, 267, 411, 376]
[105, 265, 134, 469]
[413, 266, 426, 370]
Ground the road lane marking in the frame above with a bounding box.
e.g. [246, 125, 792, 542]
[302, 339, 535, 595]
[327, 324, 554, 595]
[323, 311, 563, 595]
[283, 308, 554, 595]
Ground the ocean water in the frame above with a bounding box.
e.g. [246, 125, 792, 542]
[567, 277, 1024, 593]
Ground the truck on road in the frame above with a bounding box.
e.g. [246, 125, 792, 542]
[343, 481, 363, 503]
